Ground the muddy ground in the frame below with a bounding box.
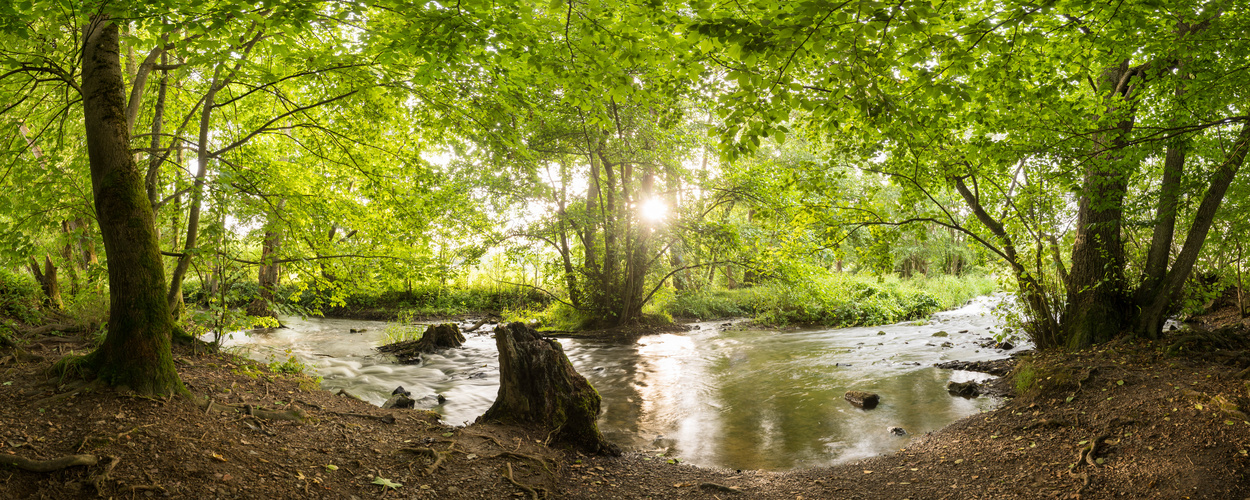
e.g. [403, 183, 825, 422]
[3, 315, 1250, 499]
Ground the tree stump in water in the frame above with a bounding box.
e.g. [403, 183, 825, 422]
[480, 322, 620, 455]
[377, 324, 466, 364]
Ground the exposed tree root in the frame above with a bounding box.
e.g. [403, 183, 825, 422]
[33, 380, 100, 407]
[699, 482, 743, 493]
[90, 455, 120, 494]
[331, 411, 397, 424]
[1074, 434, 1109, 468]
[400, 446, 449, 475]
[503, 462, 543, 500]
[0, 453, 98, 472]
[196, 396, 307, 423]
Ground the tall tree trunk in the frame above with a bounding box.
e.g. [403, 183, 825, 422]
[664, 163, 688, 291]
[247, 201, 285, 318]
[78, 16, 183, 395]
[166, 65, 224, 317]
[1062, 60, 1138, 349]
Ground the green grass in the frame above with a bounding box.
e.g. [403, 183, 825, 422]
[381, 310, 424, 344]
[661, 272, 997, 328]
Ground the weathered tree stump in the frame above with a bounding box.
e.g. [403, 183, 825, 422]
[479, 322, 619, 455]
[377, 324, 465, 363]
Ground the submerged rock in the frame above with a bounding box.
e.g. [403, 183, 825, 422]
[844, 390, 880, 409]
[888, 426, 907, 436]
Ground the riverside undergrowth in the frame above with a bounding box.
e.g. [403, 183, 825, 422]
[663, 272, 996, 327]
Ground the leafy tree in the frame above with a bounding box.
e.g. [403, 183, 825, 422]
[692, 0, 1250, 348]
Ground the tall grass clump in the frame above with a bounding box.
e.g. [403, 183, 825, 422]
[382, 310, 424, 344]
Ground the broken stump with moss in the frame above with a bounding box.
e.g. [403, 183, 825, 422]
[479, 322, 620, 455]
[377, 323, 466, 364]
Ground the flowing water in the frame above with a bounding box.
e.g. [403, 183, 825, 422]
[219, 295, 1022, 470]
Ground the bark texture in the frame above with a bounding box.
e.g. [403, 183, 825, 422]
[480, 323, 619, 455]
[79, 17, 183, 395]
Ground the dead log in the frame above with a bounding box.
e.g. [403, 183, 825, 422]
[479, 322, 619, 455]
[0, 453, 98, 472]
[377, 324, 465, 364]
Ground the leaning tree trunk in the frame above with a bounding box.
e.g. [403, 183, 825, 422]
[480, 323, 619, 455]
[1133, 121, 1250, 338]
[78, 17, 183, 396]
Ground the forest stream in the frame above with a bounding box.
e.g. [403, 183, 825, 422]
[217, 295, 1024, 471]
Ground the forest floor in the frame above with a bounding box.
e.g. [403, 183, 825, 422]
[3, 310, 1250, 499]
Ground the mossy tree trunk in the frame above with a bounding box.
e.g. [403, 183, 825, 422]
[481, 323, 619, 455]
[79, 16, 184, 396]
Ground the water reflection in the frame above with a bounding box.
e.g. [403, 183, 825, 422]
[220, 295, 1018, 470]
[560, 295, 1012, 470]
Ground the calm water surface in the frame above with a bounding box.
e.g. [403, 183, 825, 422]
[220, 295, 1021, 470]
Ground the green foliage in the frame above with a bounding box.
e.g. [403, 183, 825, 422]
[663, 288, 755, 320]
[339, 284, 548, 318]
[1013, 361, 1039, 396]
[670, 271, 995, 327]
[0, 268, 40, 324]
[268, 356, 308, 375]
[381, 310, 423, 344]
[519, 302, 596, 331]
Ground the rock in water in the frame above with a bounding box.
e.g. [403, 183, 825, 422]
[844, 390, 880, 409]
[382, 393, 415, 409]
[479, 322, 620, 455]
[376, 323, 466, 364]
[392, 386, 411, 397]
[947, 380, 981, 398]
[888, 426, 907, 436]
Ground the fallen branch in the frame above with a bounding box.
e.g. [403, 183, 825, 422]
[0, 453, 98, 472]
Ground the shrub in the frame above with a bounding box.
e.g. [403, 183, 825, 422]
[0, 268, 42, 324]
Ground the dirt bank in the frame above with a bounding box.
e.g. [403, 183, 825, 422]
[3, 322, 1250, 498]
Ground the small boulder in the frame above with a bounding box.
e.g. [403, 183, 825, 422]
[888, 426, 907, 436]
[931, 331, 949, 337]
[940, 341, 953, 348]
[844, 390, 880, 409]
[382, 393, 415, 409]
[947, 381, 980, 398]
[996, 341, 1015, 350]
[877, 331, 887, 336]
[392, 386, 411, 397]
